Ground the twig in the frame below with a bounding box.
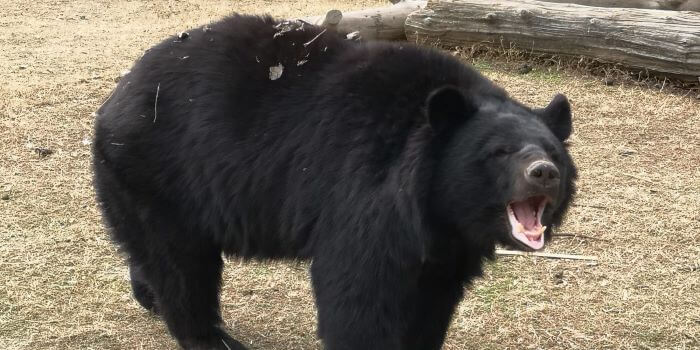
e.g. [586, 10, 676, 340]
[95, 87, 116, 115]
[573, 203, 607, 210]
[660, 76, 668, 92]
[553, 233, 610, 242]
[303, 28, 327, 48]
[621, 172, 657, 184]
[496, 249, 598, 261]
[153, 82, 160, 123]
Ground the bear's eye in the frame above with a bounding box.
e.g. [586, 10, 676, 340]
[550, 151, 561, 163]
[543, 143, 560, 162]
[491, 147, 513, 157]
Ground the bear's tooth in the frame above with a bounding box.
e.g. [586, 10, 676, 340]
[516, 222, 525, 233]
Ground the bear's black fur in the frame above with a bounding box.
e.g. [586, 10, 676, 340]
[92, 14, 577, 350]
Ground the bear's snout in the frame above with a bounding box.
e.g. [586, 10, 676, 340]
[525, 160, 560, 189]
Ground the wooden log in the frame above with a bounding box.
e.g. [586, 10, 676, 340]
[405, 0, 700, 80]
[538, 0, 682, 10]
[300, 1, 426, 41]
[679, 0, 700, 11]
[541, 0, 700, 11]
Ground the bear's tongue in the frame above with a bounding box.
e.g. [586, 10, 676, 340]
[507, 197, 547, 250]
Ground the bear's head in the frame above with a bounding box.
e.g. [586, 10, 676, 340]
[427, 86, 577, 252]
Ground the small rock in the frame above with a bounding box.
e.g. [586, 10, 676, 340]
[18, 65, 27, 70]
[554, 271, 565, 284]
[34, 147, 53, 158]
[1, 193, 9, 200]
[517, 64, 532, 75]
[79, 15, 86, 20]
[178, 32, 189, 40]
[695, 94, 700, 100]
[603, 77, 615, 86]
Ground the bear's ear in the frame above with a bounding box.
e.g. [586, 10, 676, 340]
[534, 94, 572, 141]
[425, 86, 477, 133]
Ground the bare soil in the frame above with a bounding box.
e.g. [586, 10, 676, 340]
[1, 1, 698, 349]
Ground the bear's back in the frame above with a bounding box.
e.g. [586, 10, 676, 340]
[92, 14, 507, 257]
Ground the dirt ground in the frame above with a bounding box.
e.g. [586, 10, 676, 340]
[1, 1, 698, 349]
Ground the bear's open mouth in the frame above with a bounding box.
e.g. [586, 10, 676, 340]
[506, 196, 549, 250]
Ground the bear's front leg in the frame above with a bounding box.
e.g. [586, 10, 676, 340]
[401, 262, 465, 350]
[310, 248, 420, 350]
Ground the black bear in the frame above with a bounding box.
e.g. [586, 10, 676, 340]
[92, 14, 577, 350]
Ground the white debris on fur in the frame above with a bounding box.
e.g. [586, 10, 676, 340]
[269, 63, 284, 80]
[273, 20, 300, 38]
[297, 59, 308, 66]
[346, 31, 361, 40]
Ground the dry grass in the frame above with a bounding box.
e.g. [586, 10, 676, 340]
[1, 1, 698, 349]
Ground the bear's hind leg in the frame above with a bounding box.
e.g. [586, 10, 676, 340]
[94, 161, 246, 348]
[129, 263, 158, 314]
[138, 237, 247, 350]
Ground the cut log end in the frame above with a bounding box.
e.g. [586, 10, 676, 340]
[322, 9, 343, 29]
[299, 1, 427, 41]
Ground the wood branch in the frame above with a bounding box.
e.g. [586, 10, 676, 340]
[405, 0, 700, 80]
[496, 249, 598, 261]
[679, 0, 700, 11]
[300, 1, 426, 41]
[538, 0, 691, 10]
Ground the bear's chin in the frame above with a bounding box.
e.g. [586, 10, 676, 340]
[506, 196, 550, 251]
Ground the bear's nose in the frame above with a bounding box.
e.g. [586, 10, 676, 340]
[526, 160, 560, 188]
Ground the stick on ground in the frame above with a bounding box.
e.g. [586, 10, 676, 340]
[496, 249, 598, 261]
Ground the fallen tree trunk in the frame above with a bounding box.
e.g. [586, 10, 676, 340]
[300, 1, 426, 41]
[539, 0, 694, 10]
[406, 0, 700, 80]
